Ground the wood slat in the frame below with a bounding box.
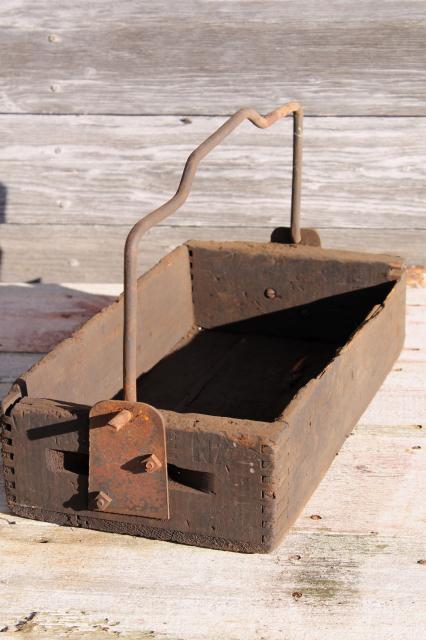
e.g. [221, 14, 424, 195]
[0, 113, 425, 281]
[0, 115, 424, 229]
[0, 285, 423, 356]
[0, 283, 424, 636]
[0, 421, 425, 637]
[0, 352, 43, 382]
[0, 285, 424, 412]
[0, 283, 118, 353]
[1, 225, 425, 283]
[0, 1, 425, 115]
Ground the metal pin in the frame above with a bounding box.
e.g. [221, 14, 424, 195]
[144, 454, 162, 473]
[94, 490, 112, 511]
[108, 409, 132, 431]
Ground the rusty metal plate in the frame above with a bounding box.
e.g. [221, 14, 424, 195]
[89, 400, 169, 519]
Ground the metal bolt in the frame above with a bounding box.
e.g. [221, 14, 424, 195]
[94, 490, 112, 511]
[48, 33, 61, 44]
[108, 409, 132, 431]
[264, 287, 277, 299]
[144, 453, 162, 473]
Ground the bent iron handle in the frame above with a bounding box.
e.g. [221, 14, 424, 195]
[124, 101, 304, 402]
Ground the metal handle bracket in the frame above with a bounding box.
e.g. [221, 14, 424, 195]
[124, 102, 304, 402]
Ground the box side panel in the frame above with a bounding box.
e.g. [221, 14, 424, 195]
[271, 276, 406, 547]
[15, 245, 194, 406]
[8, 397, 283, 552]
[188, 241, 402, 328]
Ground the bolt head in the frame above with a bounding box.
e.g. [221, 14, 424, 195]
[264, 287, 277, 299]
[94, 490, 112, 511]
[107, 408, 132, 431]
[144, 453, 162, 473]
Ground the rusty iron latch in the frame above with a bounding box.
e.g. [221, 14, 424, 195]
[88, 400, 169, 520]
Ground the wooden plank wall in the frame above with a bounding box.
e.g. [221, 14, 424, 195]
[0, 1, 425, 282]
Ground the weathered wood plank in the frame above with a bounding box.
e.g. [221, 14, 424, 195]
[0, 284, 423, 356]
[0, 283, 117, 352]
[0, 116, 424, 230]
[361, 388, 426, 425]
[0, 1, 425, 115]
[1, 226, 425, 283]
[0, 283, 424, 636]
[0, 285, 424, 420]
[0, 352, 43, 383]
[0, 421, 425, 637]
[296, 422, 426, 536]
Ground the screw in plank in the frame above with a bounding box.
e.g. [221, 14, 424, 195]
[107, 409, 132, 431]
[144, 454, 162, 473]
[94, 491, 112, 511]
[264, 287, 277, 299]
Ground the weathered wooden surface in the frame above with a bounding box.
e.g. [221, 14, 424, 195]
[0, 282, 425, 637]
[0, 115, 424, 281]
[0, 115, 423, 228]
[0, 283, 117, 352]
[0, 1, 425, 116]
[2, 225, 425, 282]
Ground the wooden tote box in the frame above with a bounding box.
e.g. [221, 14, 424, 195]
[1, 103, 405, 552]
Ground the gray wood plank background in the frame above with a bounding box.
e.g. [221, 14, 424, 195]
[1, 0, 425, 116]
[0, 1, 424, 281]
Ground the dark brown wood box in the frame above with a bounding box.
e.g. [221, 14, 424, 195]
[1, 241, 405, 552]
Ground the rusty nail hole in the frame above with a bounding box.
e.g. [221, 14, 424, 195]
[264, 287, 277, 299]
[310, 514, 322, 520]
[417, 559, 426, 565]
[289, 554, 301, 562]
[412, 445, 421, 450]
[292, 591, 303, 600]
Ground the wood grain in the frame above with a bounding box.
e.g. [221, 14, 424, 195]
[0, 427, 425, 638]
[0, 115, 424, 228]
[1, 226, 425, 283]
[0, 283, 423, 357]
[0, 114, 424, 280]
[0, 283, 117, 352]
[0, 1, 425, 115]
[0, 283, 425, 636]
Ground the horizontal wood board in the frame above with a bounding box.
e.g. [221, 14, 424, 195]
[0, 1, 426, 115]
[0, 284, 424, 636]
[0, 115, 424, 280]
[0, 115, 424, 228]
[0, 283, 425, 636]
[1, 225, 425, 282]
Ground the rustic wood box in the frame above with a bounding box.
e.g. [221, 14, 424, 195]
[1, 102, 406, 552]
[1, 240, 405, 552]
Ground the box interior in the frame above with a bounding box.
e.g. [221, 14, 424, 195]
[15, 241, 399, 420]
[133, 280, 394, 422]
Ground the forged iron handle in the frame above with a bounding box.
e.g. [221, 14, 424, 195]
[123, 101, 304, 402]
